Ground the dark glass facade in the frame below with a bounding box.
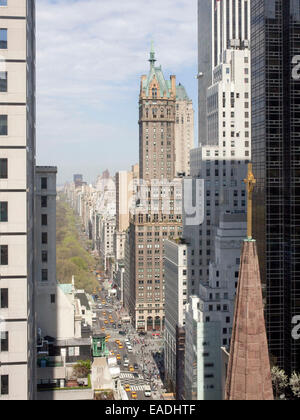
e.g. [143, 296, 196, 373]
[252, 0, 300, 374]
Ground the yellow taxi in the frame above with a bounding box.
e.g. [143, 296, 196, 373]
[111, 351, 115, 356]
[131, 392, 137, 399]
[102, 312, 106, 316]
[116, 354, 121, 360]
[102, 301, 105, 304]
[115, 339, 120, 345]
[106, 334, 111, 339]
[124, 384, 131, 392]
[110, 319, 114, 324]
[118, 344, 124, 349]
[101, 327, 105, 332]
[129, 365, 134, 372]
[104, 320, 108, 324]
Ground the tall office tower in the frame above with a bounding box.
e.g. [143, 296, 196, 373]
[251, 0, 300, 374]
[175, 85, 195, 176]
[198, 0, 212, 144]
[184, 42, 251, 295]
[198, 0, 250, 145]
[35, 167, 57, 340]
[125, 46, 183, 331]
[213, 0, 250, 67]
[0, 0, 36, 400]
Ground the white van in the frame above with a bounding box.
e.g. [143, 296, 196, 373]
[127, 346, 133, 353]
[144, 386, 151, 397]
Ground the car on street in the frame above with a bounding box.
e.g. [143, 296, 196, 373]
[119, 331, 126, 335]
[134, 363, 139, 370]
[144, 386, 152, 398]
[129, 365, 134, 372]
[124, 384, 131, 392]
[131, 392, 137, 399]
[123, 361, 129, 368]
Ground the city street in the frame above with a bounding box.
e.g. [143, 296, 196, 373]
[92, 289, 166, 400]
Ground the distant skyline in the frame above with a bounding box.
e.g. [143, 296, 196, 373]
[36, 0, 198, 185]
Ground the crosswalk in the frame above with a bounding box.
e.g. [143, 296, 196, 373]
[120, 372, 144, 380]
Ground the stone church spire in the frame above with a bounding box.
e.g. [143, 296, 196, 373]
[225, 165, 274, 400]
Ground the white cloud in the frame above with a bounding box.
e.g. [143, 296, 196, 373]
[36, 0, 197, 183]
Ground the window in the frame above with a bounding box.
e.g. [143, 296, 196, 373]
[42, 232, 48, 244]
[0, 115, 7, 135]
[0, 29, 7, 49]
[41, 177, 47, 189]
[41, 196, 47, 208]
[50, 294, 56, 304]
[0, 72, 7, 92]
[0, 1, 8, 6]
[0, 375, 8, 395]
[1, 331, 8, 352]
[0, 158, 7, 178]
[41, 269, 48, 282]
[41, 214, 47, 226]
[0, 201, 7, 221]
[0, 288, 8, 308]
[42, 251, 48, 263]
[0, 245, 8, 265]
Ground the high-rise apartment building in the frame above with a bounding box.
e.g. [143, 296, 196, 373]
[35, 167, 57, 340]
[0, 0, 36, 400]
[125, 47, 183, 331]
[251, 0, 300, 374]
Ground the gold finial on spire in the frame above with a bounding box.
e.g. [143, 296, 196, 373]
[244, 163, 256, 240]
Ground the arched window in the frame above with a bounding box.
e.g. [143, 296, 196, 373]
[153, 108, 157, 118]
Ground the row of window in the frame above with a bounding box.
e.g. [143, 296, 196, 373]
[0, 375, 8, 396]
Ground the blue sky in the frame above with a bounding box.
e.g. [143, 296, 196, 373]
[36, 0, 198, 184]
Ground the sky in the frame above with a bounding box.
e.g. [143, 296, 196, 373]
[36, 0, 198, 185]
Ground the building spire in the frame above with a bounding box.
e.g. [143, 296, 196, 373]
[244, 163, 256, 240]
[149, 41, 156, 67]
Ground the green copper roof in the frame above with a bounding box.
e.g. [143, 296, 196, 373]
[142, 43, 172, 98]
[176, 83, 190, 101]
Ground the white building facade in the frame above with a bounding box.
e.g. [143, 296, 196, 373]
[0, 0, 36, 401]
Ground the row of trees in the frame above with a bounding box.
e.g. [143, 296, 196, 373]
[56, 197, 99, 294]
[271, 366, 300, 399]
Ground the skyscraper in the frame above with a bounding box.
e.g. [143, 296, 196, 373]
[125, 46, 183, 331]
[251, 0, 300, 374]
[0, 0, 36, 400]
[198, 0, 212, 144]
